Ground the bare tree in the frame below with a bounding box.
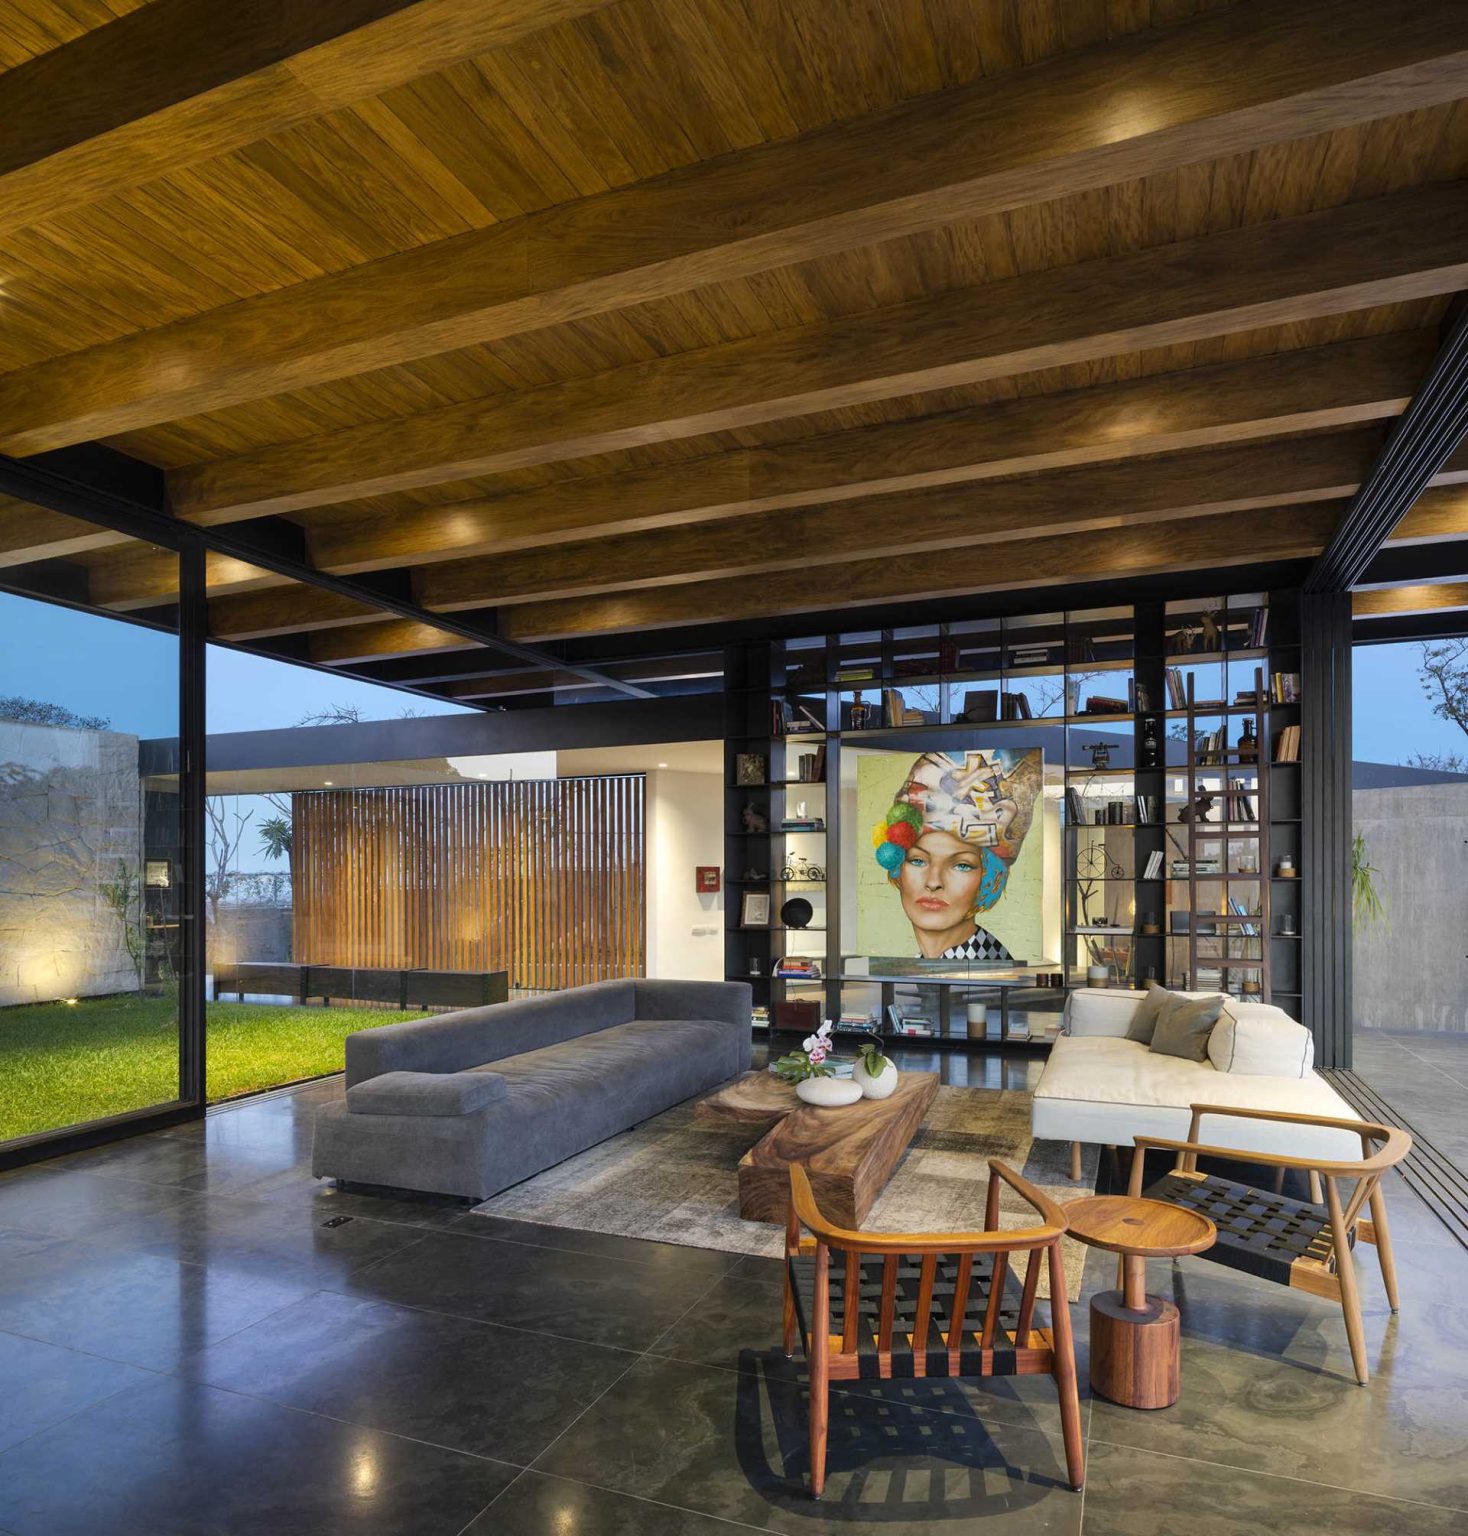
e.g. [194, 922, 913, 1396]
[295, 702, 365, 726]
[204, 800, 249, 926]
[1406, 642, 1468, 774]
[0, 695, 110, 730]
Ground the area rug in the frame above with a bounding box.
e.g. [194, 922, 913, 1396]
[471, 1083, 1096, 1298]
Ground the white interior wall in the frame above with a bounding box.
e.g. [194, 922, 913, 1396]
[645, 769, 724, 981]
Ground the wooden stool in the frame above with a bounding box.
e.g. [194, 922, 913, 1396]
[1063, 1194, 1215, 1410]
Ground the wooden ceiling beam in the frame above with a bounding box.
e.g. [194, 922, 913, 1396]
[168, 184, 1468, 524]
[5, 0, 1465, 454]
[418, 429, 1391, 609]
[208, 586, 389, 641]
[308, 330, 1433, 574]
[1389, 484, 1468, 542]
[499, 504, 1345, 642]
[0, 0, 613, 240]
[309, 619, 481, 666]
[1353, 582, 1468, 617]
[0, 499, 128, 568]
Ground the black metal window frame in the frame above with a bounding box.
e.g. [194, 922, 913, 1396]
[0, 463, 207, 1170]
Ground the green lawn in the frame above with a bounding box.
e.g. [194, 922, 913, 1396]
[0, 995, 430, 1142]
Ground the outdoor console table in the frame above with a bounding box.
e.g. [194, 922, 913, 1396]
[211, 961, 508, 1011]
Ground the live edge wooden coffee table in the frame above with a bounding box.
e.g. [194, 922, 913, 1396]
[696, 1071, 939, 1228]
[1063, 1194, 1216, 1409]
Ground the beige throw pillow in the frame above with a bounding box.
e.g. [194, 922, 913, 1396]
[1148, 992, 1225, 1062]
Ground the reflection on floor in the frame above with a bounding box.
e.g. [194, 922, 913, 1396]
[0, 1046, 1463, 1534]
[1355, 1029, 1468, 1169]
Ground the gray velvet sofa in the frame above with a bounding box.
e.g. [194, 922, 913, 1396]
[311, 978, 752, 1200]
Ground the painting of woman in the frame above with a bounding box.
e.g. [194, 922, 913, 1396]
[872, 749, 1043, 961]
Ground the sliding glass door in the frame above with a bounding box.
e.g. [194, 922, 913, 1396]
[0, 527, 198, 1153]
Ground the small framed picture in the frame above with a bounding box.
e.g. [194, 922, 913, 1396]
[735, 753, 766, 786]
[144, 860, 171, 889]
[695, 866, 720, 893]
[740, 891, 771, 928]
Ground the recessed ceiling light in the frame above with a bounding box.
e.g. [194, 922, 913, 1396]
[657, 762, 669, 768]
[324, 780, 333, 786]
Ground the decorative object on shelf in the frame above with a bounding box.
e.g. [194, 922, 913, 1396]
[740, 891, 771, 928]
[1086, 741, 1112, 769]
[795, 1076, 865, 1107]
[1139, 715, 1161, 769]
[780, 852, 826, 881]
[741, 803, 769, 833]
[1278, 913, 1297, 936]
[780, 896, 814, 929]
[739, 865, 768, 882]
[1086, 963, 1110, 986]
[965, 1001, 988, 1040]
[1237, 719, 1258, 763]
[773, 1020, 834, 1083]
[1240, 978, 1262, 997]
[1178, 791, 1215, 823]
[735, 753, 766, 786]
[696, 866, 721, 893]
[1140, 914, 1161, 936]
[775, 998, 821, 1033]
[1276, 853, 1297, 878]
[853, 1037, 898, 1099]
[848, 689, 874, 730]
[748, 956, 763, 976]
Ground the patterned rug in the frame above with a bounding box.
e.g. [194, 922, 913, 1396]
[471, 1082, 1096, 1298]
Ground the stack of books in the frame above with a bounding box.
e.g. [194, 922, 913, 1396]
[1142, 850, 1166, 879]
[1273, 724, 1301, 761]
[885, 1004, 934, 1038]
[882, 688, 928, 727]
[1223, 780, 1256, 821]
[779, 814, 825, 832]
[772, 698, 824, 736]
[1081, 692, 1130, 715]
[1271, 672, 1301, 704]
[833, 1011, 879, 1036]
[775, 956, 822, 980]
[1001, 690, 1033, 719]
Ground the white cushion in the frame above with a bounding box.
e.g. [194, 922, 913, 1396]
[1031, 1035, 1361, 1161]
[1207, 1004, 1314, 1077]
[1064, 987, 1144, 1038]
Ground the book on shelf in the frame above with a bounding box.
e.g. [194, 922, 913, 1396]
[1224, 779, 1256, 821]
[1194, 727, 1225, 765]
[775, 956, 822, 979]
[1064, 787, 1084, 822]
[1001, 689, 1033, 719]
[1009, 645, 1053, 668]
[751, 1006, 770, 1030]
[1246, 608, 1269, 647]
[885, 1002, 934, 1037]
[1142, 849, 1165, 879]
[835, 665, 876, 683]
[779, 817, 826, 832]
[1234, 687, 1261, 706]
[881, 687, 929, 727]
[1271, 672, 1301, 704]
[1165, 667, 1185, 708]
[773, 697, 824, 736]
[1134, 793, 1159, 823]
[1273, 723, 1301, 762]
[1082, 693, 1130, 715]
[1127, 678, 1152, 712]
[961, 688, 999, 722]
[1227, 896, 1259, 937]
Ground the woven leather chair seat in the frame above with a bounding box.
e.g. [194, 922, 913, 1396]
[1144, 1170, 1348, 1285]
[789, 1250, 1027, 1378]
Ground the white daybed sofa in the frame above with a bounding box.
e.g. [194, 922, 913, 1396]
[1032, 987, 1361, 1168]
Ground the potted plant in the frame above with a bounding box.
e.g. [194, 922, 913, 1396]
[853, 1037, 898, 1100]
[773, 1022, 861, 1106]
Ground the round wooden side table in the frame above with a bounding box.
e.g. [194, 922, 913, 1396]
[1063, 1194, 1216, 1410]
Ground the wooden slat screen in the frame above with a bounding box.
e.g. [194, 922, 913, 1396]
[291, 775, 645, 989]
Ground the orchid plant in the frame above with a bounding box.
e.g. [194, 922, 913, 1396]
[773, 1020, 836, 1083]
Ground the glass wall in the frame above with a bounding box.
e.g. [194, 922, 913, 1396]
[1352, 638, 1468, 1154]
[0, 537, 187, 1147]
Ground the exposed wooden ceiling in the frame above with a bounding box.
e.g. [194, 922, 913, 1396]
[0, 0, 1466, 705]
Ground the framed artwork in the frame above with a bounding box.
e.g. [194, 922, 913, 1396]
[740, 891, 771, 928]
[144, 860, 172, 889]
[696, 866, 721, 893]
[735, 753, 766, 785]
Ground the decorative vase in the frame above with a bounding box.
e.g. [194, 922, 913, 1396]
[1086, 964, 1109, 987]
[795, 1076, 864, 1107]
[853, 1054, 898, 1100]
[965, 1002, 988, 1041]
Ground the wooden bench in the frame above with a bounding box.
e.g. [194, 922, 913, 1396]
[211, 961, 508, 1011]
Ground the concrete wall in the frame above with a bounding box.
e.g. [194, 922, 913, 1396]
[0, 722, 142, 1006]
[645, 769, 724, 982]
[208, 906, 292, 967]
[1353, 782, 1468, 1034]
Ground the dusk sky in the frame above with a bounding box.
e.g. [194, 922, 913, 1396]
[1, 590, 1463, 764]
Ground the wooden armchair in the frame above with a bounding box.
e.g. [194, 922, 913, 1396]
[783, 1159, 1083, 1498]
[1128, 1104, 1411, 1384]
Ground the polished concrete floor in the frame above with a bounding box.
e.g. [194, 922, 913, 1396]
[1355, 1028, 1468, 1168]
[0, 1052, 1463, 1534]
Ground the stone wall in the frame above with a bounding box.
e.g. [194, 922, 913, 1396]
[208, 906, 292, 968]
[0, 722, 142, 1006]
[1353, 782, 1468, 1034]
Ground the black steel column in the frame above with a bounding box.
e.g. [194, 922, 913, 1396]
[1300, 590, 1353, 1068]
[178, 537, 208, 1108]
